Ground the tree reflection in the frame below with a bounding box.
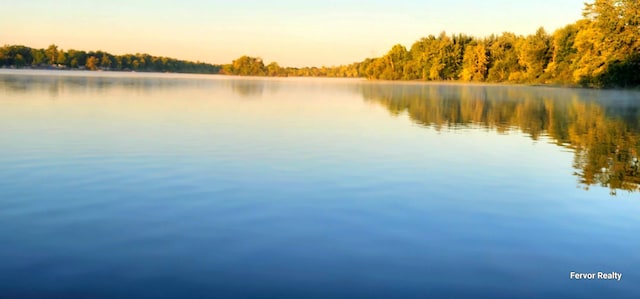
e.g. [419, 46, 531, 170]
[0, 73, 276, 99]
[228, 79, 265, 98]
[359, 84, 640, 194]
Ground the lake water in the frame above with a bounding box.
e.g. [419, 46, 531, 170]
[1, 70, 640, 299]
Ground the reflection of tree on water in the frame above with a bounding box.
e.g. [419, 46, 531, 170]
[225, 79, 285, 98]
[569, 101, 640, 195]
[0, 73, 220, 96]
[228, 80, 265, 98]
[359, 84, 640, 194]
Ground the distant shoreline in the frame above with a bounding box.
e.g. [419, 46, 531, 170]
[3, 68, 627, 91]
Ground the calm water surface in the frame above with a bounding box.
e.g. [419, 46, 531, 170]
[1, 70, 640, 299]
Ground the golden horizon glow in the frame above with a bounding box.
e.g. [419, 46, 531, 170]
[1, 0, 585, 67]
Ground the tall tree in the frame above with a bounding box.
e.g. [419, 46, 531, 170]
[100, 54, 112, 69]
[573, 0, 640, 86]
[85, 56, 98, 70]
[45, 44, 58, 65]
[487, 32, 521, 82]
[56, 50, 67, 65]
[228, 56, 266, 76]
[545, 23, 579, 83]
[31, 48, 46, 66]
[517, 27, 552, 82]
[461, 42, 489, 81]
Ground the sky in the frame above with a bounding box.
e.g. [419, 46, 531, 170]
[1, 0, 587, 67]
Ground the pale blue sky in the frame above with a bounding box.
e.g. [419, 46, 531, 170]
[1, 0, 586, 67]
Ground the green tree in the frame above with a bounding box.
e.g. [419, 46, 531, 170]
[517, 27, 552, 82]
[367, 44, 411, 80]
[461, 43, 489, 81]
[0, 45, 6, 66]
[31, 48, 46, 66]
[385, 44, 411, 80]
[266, 62, 284, 76]
[67, 49, 86, 68]
[407, 35, 438, 80]
[487, 32, 521, 82]
[100, 54, 112, 69]
[572, 0, 640, 86]
[56, 50, 67, 66]
[545, 23, 579, 83]
[229, 56, 266, 76]
[430, 33, 455, 80]
[14, 53, 25, 67]
[45, 44, 58, 65]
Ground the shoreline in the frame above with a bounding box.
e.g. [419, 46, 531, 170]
[1, 67, 638, 91]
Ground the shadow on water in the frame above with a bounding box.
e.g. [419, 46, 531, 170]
[358, 83, 640, 195]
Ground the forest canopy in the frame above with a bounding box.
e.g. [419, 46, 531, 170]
[0, 44, 221, 74]
[0, 0, 638, 88]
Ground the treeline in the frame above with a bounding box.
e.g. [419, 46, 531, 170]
[353, 0, 639, 87]
[0, 44, 221, 74]
[220, 0, 640, 88]
[1, 0, 637, 87]
[218, 55, 362, 78]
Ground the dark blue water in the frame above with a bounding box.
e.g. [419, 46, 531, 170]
[1, 70, 640, 299]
